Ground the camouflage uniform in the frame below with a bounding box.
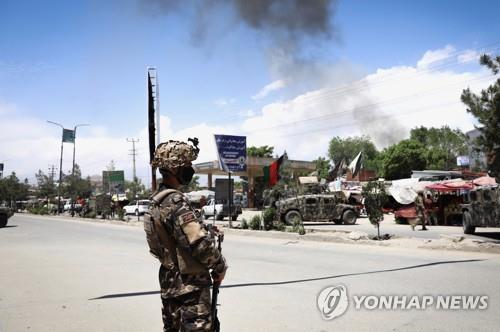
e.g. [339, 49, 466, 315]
[147, 140, 227, 332]
[415, 194, 427, 230]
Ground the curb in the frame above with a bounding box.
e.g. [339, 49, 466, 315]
[17, 213, 500, 255]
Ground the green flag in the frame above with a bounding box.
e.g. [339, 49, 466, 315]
[62, 129, 75, 143]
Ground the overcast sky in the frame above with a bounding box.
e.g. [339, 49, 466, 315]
[1, 0, 499, 186]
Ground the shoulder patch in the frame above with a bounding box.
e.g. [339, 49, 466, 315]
[178, 211, 197, 226]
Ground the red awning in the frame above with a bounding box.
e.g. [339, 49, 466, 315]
[426, 181, 474, 192]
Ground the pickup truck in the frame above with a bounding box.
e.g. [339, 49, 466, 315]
[201, 199, 242, 221]
[0, 206, 14, 228]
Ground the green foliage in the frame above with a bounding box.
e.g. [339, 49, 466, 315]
[35, 169, 56, 198]
[28, 206, 49, 215]
[0, 172, 30, 204]
[410, 126, 468, 170]
[117, 208, 125, 221]
[313, 157, 331, 179]
[125, 178, 148, 200]
[83, 210, 96, 219]
[262, 207, 276, 230]
[378, 139, 427, 180]
[274, 221, 286, 231]
[247, 145, 274, 158]
[240, 218, 249, 229]
[291, 216, 306, 235]
[249, 215, 262, 230]
[362, 181, 388, 239]
[328, 136, 379, 172]
[461, 54, 500, 179]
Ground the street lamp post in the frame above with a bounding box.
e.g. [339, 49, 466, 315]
[71, 124, 90, 217]
[47, 121, 65, 214]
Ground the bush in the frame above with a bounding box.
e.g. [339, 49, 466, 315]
[83, 210, 96, 219]
[262, 208, 276, 231]
[291, 216, 306, 235]
[28, 206, 49, 215]
[249, 215, 262, 230]
[274, 221, 286, 232]
[241, 218, 249, 229]
[394, 217, 408, 224]
[117, 208, 125, 221]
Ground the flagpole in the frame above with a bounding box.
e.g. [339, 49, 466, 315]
[228, 172, 232, 228]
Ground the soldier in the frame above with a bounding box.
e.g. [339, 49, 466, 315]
[144, 140, 227, 332]
[415, 192, 428, 231]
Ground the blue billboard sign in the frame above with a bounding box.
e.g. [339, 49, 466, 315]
[214, 134, 247, 172]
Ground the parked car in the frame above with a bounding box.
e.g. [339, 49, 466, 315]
[201, 199, 242, 221]
[63, 201, 82, 212]
[123, 200, 150, 216]
[276, 194, 359, 225]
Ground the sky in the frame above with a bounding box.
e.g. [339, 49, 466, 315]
[0, 0, 499, 186]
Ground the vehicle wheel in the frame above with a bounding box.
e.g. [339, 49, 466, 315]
[334, 220, 342, 225]
[284, 210, 302, 225]
[135, 209, 139, 216]
[232, 215, 238, 221]
[462, 211, 475, 234]
[0, 215, 7, 228]
[216, 213, 224, 221]
[342, 210, 357, 225]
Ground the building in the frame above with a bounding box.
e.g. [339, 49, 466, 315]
[193, 157, 316, 208]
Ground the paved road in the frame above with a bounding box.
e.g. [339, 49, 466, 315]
[1, 214, 500, 332]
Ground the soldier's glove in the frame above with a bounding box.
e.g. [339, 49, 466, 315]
[211, 257, 228, 286]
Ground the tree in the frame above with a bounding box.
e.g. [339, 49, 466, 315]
[247, 145, 274, 158]
[362, 180, 388, 240]
[0, 172, 30, 206]
[461, 54, 500, 179]
[313, 157, 331, 179]
[35, 169, 56, 198]
[410, 126, 468, 170]
[124, 179, 148, 200]
[328, 136, 379, 171]
[62, 164, 92, 199]
[378, 139, 427, 180]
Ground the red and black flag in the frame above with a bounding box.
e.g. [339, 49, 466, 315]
[263, 153, 285, 186]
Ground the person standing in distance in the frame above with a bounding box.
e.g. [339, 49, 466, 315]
[144, 139, 227, 331]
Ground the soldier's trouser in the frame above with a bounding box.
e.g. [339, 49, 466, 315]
[161, 288, 212, 332]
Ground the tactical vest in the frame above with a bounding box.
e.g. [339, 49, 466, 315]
[144, 189, 206, 275]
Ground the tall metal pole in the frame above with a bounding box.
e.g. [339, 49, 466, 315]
[228, 172, 232, 228]
[71, 124, 89, 216]
[48, 121, 65, 214]
[127, 138, 139, 182]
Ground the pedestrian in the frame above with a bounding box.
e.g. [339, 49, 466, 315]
[144, 140, 227, 332]
[415, 192, 428, 231]
[424, 193, 435, 226]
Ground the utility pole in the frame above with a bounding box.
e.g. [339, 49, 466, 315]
[48, 164, 57, 182]
[71, 124, 89, 217]
[127, 138, 139, 183]
[47, 121, 65, 214]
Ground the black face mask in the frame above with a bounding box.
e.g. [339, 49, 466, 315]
[177, 166, 195, 185]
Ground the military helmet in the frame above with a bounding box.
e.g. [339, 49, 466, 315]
[151, 139, 199, 170]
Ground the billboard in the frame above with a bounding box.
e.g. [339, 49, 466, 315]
[102, 171, 125, 194]
[214, 134, 246, 173]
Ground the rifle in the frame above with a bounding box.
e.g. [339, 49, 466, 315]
[211, 228, 223, 332]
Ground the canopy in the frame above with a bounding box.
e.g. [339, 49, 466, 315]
[426, 180, 474, 192]
[473, 176, 497, 187]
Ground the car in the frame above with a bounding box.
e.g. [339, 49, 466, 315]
[123, 200, 150, 216]
[201, 199, 242, 221]
[276, 194, 359, 225]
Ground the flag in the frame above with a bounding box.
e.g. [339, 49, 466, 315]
[62, 129, 75, 143]
[348, 151, 363, 177]
[263, 153, 285, 186]
[328, 158, 345, 180]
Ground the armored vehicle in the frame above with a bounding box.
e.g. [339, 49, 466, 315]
[461, 186, 500, 234]
[276, 194, 358, 225]
[0, 206, 14, 228]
